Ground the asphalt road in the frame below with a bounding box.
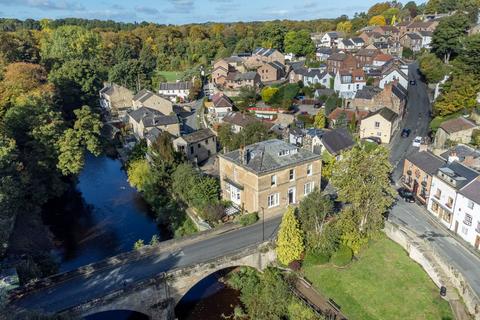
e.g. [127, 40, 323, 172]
[12, 216, 282, 313]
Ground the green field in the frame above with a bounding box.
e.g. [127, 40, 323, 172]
[303, 236, 453, 320]
[158, 71, 182, 82]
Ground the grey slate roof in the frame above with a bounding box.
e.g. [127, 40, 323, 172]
[253, 48, 280, 57]
[351, 37, 365, 45]
[406, 151, 446, 176]
[235, 71, 258, 81]
[179, 128, 215, 144]
[128, 107, 179, 127]
[159, 81, 192, 91]
[367, 107, 398, 122]
[459, 178, 480, 204]
[440, 145, 480, 162]
[145, 127, 162, 144]
[321, 128, 355, 156]
[354, 86, 382, 100]
[392, 83, 408, 101]
[220, 139, 320, 175]
[438, 162, 479, 190]
[406, 32, 422, 40]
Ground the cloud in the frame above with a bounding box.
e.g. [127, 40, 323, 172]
[166, 0, 195, 13]
[134, 5, 160, 15]
[0, 0, 85, 11]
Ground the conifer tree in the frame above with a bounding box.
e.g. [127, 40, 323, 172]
[276, 206, 304, 265]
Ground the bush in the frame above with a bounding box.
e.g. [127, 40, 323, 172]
[331, 244, 353, 267]
[303, 250, 330, 267]
[238, 212, 259, 226]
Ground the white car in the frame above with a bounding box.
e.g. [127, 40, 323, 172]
[412, 136, 422, 147]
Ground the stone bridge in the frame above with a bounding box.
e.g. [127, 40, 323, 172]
[60, 242, 275, 320]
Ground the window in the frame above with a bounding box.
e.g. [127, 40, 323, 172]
[446, 197, 453, 209]
[205, 139, 209, 145]
[467, 200, 474, 210]
[268, 193, 279, 208]
[271, 175, 277, 187]
[230, 185, 241, 204]
[376, 132, 382, 137]
[435, 188, 441, 199]
[464, 213, 473, 226]
[198, 143, 201, 148]
[307, 164, 312, 176]
[374, 121, 380, 128]
[289, 169, 295, 181]
[304, 182, 314, 195]
[431, 202, 439, 213]
[190, 146, 194, 154]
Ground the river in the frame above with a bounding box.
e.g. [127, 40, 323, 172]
[43, 154, 238, 319]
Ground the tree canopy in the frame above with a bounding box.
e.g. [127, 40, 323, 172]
[276, 206, 305, 265]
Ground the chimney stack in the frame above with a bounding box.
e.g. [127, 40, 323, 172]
[448, 151, 459, 164]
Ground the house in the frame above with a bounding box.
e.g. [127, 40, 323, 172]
[338, 39, 356, 51]
[212, 56, 245, 86]
[304, 70, 334, 88]
[451, 177, 480, 249]
[99, 83, 134, 117]
[403, 20, 438, 36]
[327, 107, 369, 128]
[225, 71, 261, 89]
[218, 139, 322, 215]
[373, 53, 394, 67]
[350, 37, 366, 48]
[334, 69, 366, 99]
[173, 129, 217, 164]
[434, 117, 478, 149]
[252, 47, 285, 65]
[222, 111, 271, 133]
[127, 107, 180, 139]
[210, 93, 234, 120]
[400, 33, 423, 52]
[427, 161, 479, 229]
[372, 26, 401, 42]
[354, 48, 378, 68]
[359, 107, 399, 144]
[132, 89, 174, 116]
[318, 128, 355, 158]
[289, 66, 308, 83]
[158, 81, 192, 102]
[379, 65, 409, 90]
[258, 61, 286, 83]
[327, 52, 357, 73]
[418, 31, 433, 50]
[348, 82, 407, 116]
[402, 149, 447, 204]
[320, 32, 344, 47]
[316, 47, 334, 61]
[440, 145, 480, 171]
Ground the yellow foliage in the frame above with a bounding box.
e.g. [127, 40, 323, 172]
[276, 206, 305, 265]
[368, 15, 387, 26]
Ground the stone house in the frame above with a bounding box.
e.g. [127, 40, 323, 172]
[327, 107, 369, 128]
[252, 48, 285, 65]
[173, 129, 217, 164]
[380, 64, 409, 90]
[359, 107, 399, 144]
[348, 81, 407, 116]
[318, 128, 355, 159]
[402, 149, 446, 204]
[218, 139, 322, 216]
[127, 107, 180, 139]
[434, 117, 478, 149]
[212, 57, 245, 86]
[258, 61, 285, 83]
[222, 111, 271, 134]
[132, 89, 174, 116]
[225, 71, 261, 89]
[326, 52, 357, 73]
[158, 81, 192, 102]
[354, 49, 379, 68]
[209, 93, 234, 120]
[400, 33, 423, 52]
[99, 83, 134, 117]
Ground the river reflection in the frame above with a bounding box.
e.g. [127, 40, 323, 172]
[43, 154, 168, 272]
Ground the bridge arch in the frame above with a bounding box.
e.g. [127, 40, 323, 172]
[84, 309, 150, 320]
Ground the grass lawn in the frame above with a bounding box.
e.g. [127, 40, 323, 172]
[157, 71, 182, 82]
[303, 236, 453, 320]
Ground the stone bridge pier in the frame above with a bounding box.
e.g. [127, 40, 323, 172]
[66, 242, 276, 320]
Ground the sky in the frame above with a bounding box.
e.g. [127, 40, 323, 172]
[0, 0, 423, 25]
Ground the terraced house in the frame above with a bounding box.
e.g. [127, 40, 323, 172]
[218, 139, 321, 215]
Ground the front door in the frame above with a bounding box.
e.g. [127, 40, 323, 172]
[454, 221, 459, 234]
[413, 180, 419, 195]
[475, 236, 480, 250]
[288, 187, 296, 205]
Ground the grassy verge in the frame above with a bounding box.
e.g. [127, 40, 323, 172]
[303, 236, 453, 320]
[158, 71, 182, 82]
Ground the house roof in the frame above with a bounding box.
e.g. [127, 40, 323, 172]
[316, 47, 333, 54]
[128, 107, 179, 127]
[100, 83, 133, 98]
[405, 32, 422, 40]
[354, 86, 382, 100]
[351, 37, 365, 44]
[289, 61, 305, 71]
[328, 108, 369, 122]
[253, 47, 281, 57]
[392, 83, 408, 101]
[268, 61, 285, 71]
[219, 139, 321, 175]
[374, 53, 394, 62]
[459, 178, 480, 204]
[178, 128, 215, 144]
[341, 39, 354, 47]
[321, 128, 355, 155]
[159, 81, 192, 91]
[406, 151, 446, 176]
[419, 30, 433, 37]
[355, 48, 378, 57]
[223, 112, 262, 128]
[235, 71, 259, 81]
[328, 52, 347, 61]
[369, 107, 398, 122]
[439, 117, 477, 134]
[438, 161, 479, 189]
[212, 93, 233, 108]
[145, 127, 162, 144]
[440, 144, 480, 163]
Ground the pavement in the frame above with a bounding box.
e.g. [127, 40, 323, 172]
[11, 216, 282, 313]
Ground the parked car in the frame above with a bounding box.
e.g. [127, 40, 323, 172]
[398, 188, 415, 203]
[410, 80, 416, 85]
[401, 128, 411, 138]
[412, 136, 422, 147]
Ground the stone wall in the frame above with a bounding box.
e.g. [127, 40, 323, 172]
[384, 221, 480, 319]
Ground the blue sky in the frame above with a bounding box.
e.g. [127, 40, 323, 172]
[0, 0, 423, 25]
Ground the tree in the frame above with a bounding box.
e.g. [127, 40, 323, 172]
[237, 86, 258, 111]
[108, 59, 149, 92]
[382, 8, 400, 24]
[276, 206, 304, 265]
[127, 159, 153, 192]
[313, 110, 326, 128]
[434, 74, 480, 116]
[261, 87, 279, 103]
[368, 15, 387, 26]
[334, 111, 348, 128]
[368, 2, 391, 17]
[331, 145, 395, 253]
[283, 30, 315, 56]
[431, 14, 470, 63]
[418, 52, 448, 83]
[458, 34, 480, 76]
[188, 78, 202, 101]
[297, 189, 334, 249]
[336, 21, 352, 34]
[259, 23, 287, 51]
[404, 1, 418, 17]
